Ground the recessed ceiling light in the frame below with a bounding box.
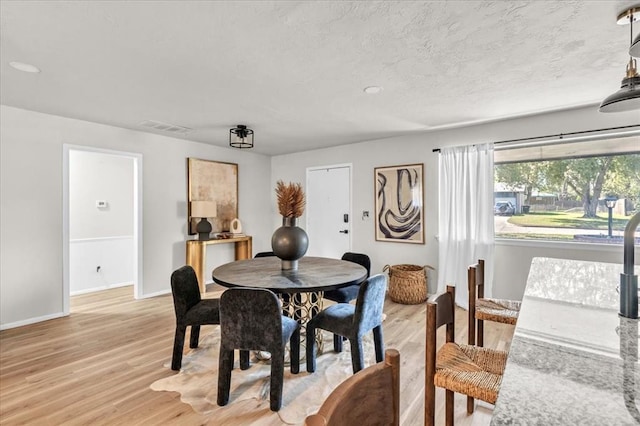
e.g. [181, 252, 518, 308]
[363, 86, 383, 94]
[9, 61, 40, 73]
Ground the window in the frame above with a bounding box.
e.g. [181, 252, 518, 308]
[494, 134, 640, 243]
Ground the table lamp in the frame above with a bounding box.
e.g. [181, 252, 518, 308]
[191, 201, 217, 240]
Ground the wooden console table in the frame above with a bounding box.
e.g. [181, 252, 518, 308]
[185, 236, 252, 292]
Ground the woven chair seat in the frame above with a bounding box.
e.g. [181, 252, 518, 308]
[475, 298, 521, 325]
[434, 342, 507, 404]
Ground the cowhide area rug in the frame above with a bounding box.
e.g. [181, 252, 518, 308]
[150, 329, 375, 425]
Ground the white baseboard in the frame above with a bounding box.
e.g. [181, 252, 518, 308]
[70, 282, 132, 296]
[0, 311, 68, 331]
[139, 289, 171, 299]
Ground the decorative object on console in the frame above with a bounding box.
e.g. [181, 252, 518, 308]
[190, 201, 217, 240]
[230, 218, 243, 234]
[271, 180, 308, 271]
[600, 6, 640, 113]
[374, 163, 425, 244]
[229, 124, 254, 149]
[187, 158, 238, 235]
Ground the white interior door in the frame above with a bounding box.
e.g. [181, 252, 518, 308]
[306, 165, 351, 258]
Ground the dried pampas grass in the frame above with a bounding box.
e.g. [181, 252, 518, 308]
[275, 180, 306, 218]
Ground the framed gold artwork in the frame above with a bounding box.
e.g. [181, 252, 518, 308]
[187, 158, 238, 235]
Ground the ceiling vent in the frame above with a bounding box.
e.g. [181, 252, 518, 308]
[138, 120, 192, 135]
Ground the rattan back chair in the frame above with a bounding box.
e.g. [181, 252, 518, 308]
[468, 259, 521, 347]
[425, 286, 508, 426]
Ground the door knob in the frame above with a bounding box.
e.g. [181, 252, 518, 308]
[339, 230, 349, 234]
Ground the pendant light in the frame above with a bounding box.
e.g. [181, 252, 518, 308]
[631, 32, 640, 57]
[599, 7, 640, 113]
[229, 124, 254, 149]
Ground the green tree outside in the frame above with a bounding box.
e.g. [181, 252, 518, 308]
[496, 153, 640, 218]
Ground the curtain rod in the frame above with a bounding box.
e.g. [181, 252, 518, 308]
[431, 124, 640, 153]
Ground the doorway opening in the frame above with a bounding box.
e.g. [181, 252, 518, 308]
[62, 145, 143, 315]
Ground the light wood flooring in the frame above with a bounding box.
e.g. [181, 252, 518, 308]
[0, 284, 514, 425]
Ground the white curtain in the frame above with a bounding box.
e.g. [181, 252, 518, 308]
[437, 143, 495, 309]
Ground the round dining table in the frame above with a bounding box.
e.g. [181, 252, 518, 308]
[212, 256, 368, 353]
[212, 255, 367, 293]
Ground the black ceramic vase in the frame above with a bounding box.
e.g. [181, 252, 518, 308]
[271, 217, 309, 270]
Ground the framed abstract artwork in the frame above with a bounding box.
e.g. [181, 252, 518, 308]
[374, 163, 424, 244]
[187, 158, 238, 235]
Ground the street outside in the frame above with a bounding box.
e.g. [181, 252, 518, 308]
[494, 215, 639, 239]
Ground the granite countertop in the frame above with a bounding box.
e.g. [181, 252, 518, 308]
[491, 257, 640, 425]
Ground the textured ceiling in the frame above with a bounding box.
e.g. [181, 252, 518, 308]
[1, 1, 638, 155]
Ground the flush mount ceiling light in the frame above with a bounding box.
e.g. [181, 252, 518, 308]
[229, 124, 254, 149]
[599, 6, 640, 113]
[9, 61, 40, 73]
[363, 86, 383, 94]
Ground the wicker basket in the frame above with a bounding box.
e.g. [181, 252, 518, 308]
[383, 264, 435, 304]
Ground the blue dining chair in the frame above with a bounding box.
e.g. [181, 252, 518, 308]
[217, 287, 300, 411]
[323, 252, 371, 351]
[306, 274, 387, 374]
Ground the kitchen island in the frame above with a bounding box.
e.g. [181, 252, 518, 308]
[491, 257, 639, 425]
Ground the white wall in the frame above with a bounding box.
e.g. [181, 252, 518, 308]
[69, 237, 134, 294]
[0, 105, 272, 328]
[69, 150, 134, 239]
[271, 105, 640, 299]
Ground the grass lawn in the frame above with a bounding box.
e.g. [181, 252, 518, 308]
[507, 211, 629, 230]
[496, 232, 575, 241]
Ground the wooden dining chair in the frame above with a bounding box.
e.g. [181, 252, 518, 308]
[468, 259, 521, 347]
[425, 286, 508, 426]
[305, 348, 400, 426]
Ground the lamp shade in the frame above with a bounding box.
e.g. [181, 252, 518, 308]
[631, 33, 640, 58]
[599, 76, 640, 112]
[190, 201, 217, 218]
[601, 7, 640, 113]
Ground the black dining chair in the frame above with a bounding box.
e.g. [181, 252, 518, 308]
[254, 251, 297, 317]
[323, 252, 371, 351]
[217, 287, 301, 411]
[254, 251, 276, 258]
[324, 252, 371, 303]
[170, 265, 220, 371]
[306, 274, 387, 374]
